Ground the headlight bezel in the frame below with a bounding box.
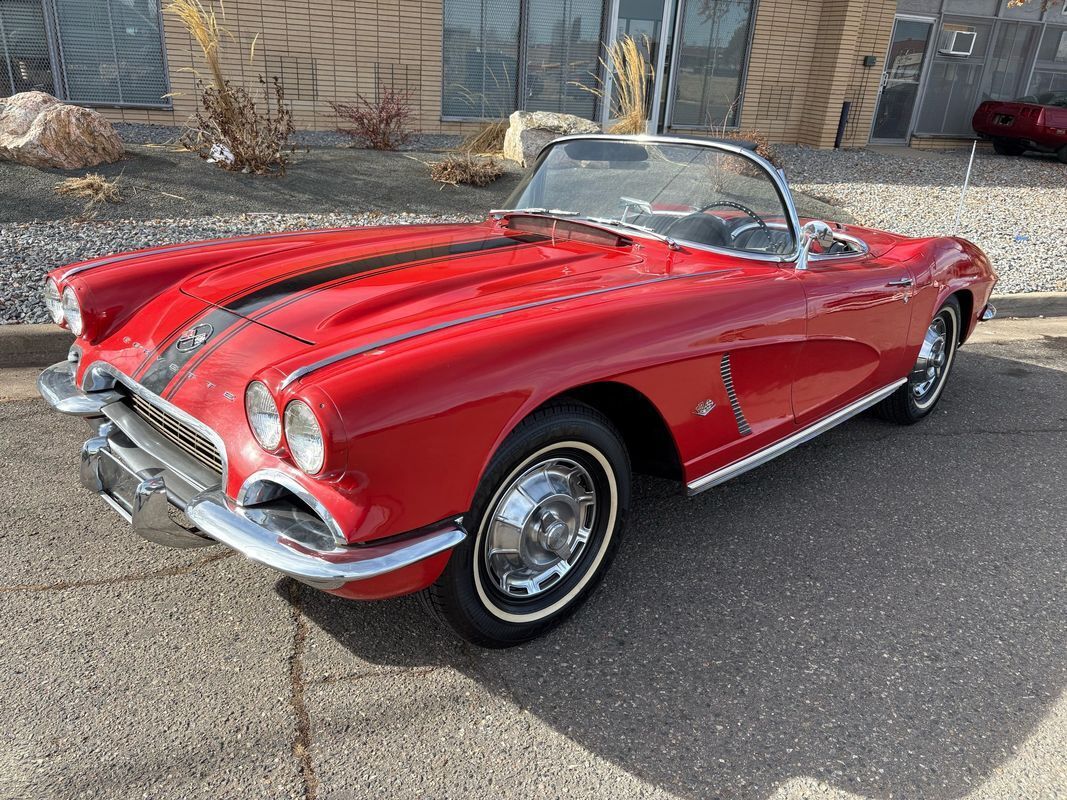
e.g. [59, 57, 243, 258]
[61, 286, 83, 336]
[284, 399, 325, 476]
[245, 381, 283, 451]
[44, 279, 64, 325]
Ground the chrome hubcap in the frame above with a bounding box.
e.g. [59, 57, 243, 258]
[484, 457, 596, 598]
[911, 316, 949, 400]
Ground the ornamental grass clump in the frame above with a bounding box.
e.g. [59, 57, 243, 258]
[166, 0, 295, 174]
[458, 119, 508, 155]
[574, 35, 651, 134]
[55, 173, 122, 216]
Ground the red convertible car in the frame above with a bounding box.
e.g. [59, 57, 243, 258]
[38, 135, 997, 646]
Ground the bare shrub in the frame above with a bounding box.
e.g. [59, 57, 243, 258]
[458, 120, 507, 155]
[429, 154, 504, 187]
[181, 77, 296, 174]
[55, 173, 122, 215]
[166, 0, 295, 174]
[330, 85, 415, 150]
[713, 128, 780, 168]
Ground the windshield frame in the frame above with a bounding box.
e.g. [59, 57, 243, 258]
[504, 134, 803, 264]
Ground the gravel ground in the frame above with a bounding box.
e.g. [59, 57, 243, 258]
[112, 122, 461, 151]
[781, 145, 1067, 294]
[0, 212, 474, 324]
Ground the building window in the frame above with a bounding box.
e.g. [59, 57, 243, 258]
[442, 0, 605, 120]
[669, 0, 755, 128]
[0, 0, 169, 107]
[442, 0, 521, 119]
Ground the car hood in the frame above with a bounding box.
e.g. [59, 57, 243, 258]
[178, 222, 647, 346]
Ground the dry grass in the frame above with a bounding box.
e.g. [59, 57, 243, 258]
[574, 36, 651, 135]
[429, 154, 505, 187]
[165, 0, 229, 94]
[55, 173, 122, 214]
[458, 120, 507, 155]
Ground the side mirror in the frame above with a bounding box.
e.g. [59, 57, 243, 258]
[797, 220, 835, 269]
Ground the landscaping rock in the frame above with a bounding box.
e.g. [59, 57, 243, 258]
[503, 110, 599, 167]
[0, 92, 124, 170]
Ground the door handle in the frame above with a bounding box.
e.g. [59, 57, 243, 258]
[886, 277, 913, 287]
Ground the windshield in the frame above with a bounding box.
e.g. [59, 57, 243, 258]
[504, 138, 797, 257]
[1016, 91, 1067, 108]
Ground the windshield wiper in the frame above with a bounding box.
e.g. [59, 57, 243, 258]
[489, 207, 580, 217]
[580, 216, 680, 250]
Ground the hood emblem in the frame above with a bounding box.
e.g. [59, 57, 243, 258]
[175, 323, 215, 352]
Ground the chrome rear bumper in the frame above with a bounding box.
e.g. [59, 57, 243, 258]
[39, 361, 466, 590]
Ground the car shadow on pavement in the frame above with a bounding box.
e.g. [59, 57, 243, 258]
[295, 350, 1067, 799]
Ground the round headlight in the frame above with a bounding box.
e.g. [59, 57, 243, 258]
[44, 279, 64, 325]
[61, 286, 83, 335]
[245, 381, 282, 450]
[284, 400, 324, 475]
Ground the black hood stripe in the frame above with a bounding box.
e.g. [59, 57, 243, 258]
[137, 232, 545, 397]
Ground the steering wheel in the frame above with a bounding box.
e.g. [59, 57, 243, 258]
[695, 201, 770, 236]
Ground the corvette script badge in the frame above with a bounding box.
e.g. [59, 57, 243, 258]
[175, 323, 214, 352]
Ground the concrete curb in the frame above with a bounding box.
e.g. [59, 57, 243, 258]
[0, 324, 73, 369]
[1, 291, 1064, 370]
[990, 292, 1067, 320]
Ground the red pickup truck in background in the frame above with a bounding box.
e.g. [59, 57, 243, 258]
[972, 91, 1067, 162]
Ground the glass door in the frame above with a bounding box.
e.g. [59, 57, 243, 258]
[601, 0, 673, 131]
[871, 17, 935, 142]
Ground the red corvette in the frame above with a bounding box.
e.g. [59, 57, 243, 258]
[38, 135, 997, 646]
[972, 91, 1067, 161]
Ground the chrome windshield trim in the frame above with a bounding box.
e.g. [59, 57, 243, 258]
[83, 361, 230, 483]
[686, 379, 906, 495]
[528, 133, 803, 264]
[279, 273, 697, 389]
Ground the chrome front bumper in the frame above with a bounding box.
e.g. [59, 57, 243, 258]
[39, 361, 466, 590]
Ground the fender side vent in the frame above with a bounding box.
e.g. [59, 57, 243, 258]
[720, 353, 752, 436]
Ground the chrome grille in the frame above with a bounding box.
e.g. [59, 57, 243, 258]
[127, 393, 224, 475]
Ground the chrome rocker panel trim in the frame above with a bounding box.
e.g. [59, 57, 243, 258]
[40, 360, 467, 590]
[686, 379, 907, 496]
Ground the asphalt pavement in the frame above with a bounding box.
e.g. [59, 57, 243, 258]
[1, 318, 1064, 800]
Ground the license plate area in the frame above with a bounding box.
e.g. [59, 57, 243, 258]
[994, 113, 1015, 126]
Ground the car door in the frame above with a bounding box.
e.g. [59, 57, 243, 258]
[791, 248, 914, 426]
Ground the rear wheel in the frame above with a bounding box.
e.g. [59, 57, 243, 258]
[876, 296, 960, 424]
[1057, 145, 1067, 165]
[421, 402, 630, 647]
[992, 138, 1024, 156]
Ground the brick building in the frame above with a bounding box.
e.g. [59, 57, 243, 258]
[2, 0, 1066, 148]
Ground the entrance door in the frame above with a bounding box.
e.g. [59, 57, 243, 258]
[601, 0, 673, 131]
[871, 17, 935, 142]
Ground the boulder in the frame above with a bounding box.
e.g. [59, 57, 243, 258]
[0, 92, 123, 170]
[502, 110, 600, 167]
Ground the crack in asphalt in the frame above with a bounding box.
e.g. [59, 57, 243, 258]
[286, 580, 319, 800]
[313, 665, 441, 686]
[0, 549, 236, 593]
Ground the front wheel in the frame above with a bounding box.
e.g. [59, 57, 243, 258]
[876, 296, 961, 424]
[421, 402, 630, 647]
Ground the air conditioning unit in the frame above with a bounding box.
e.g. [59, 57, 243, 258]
[938, 29, 977, 57]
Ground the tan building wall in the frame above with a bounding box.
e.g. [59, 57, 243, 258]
[99, 0, 896, 148]
[740, 0, 896, 148]
[100, 0, 483, 136]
